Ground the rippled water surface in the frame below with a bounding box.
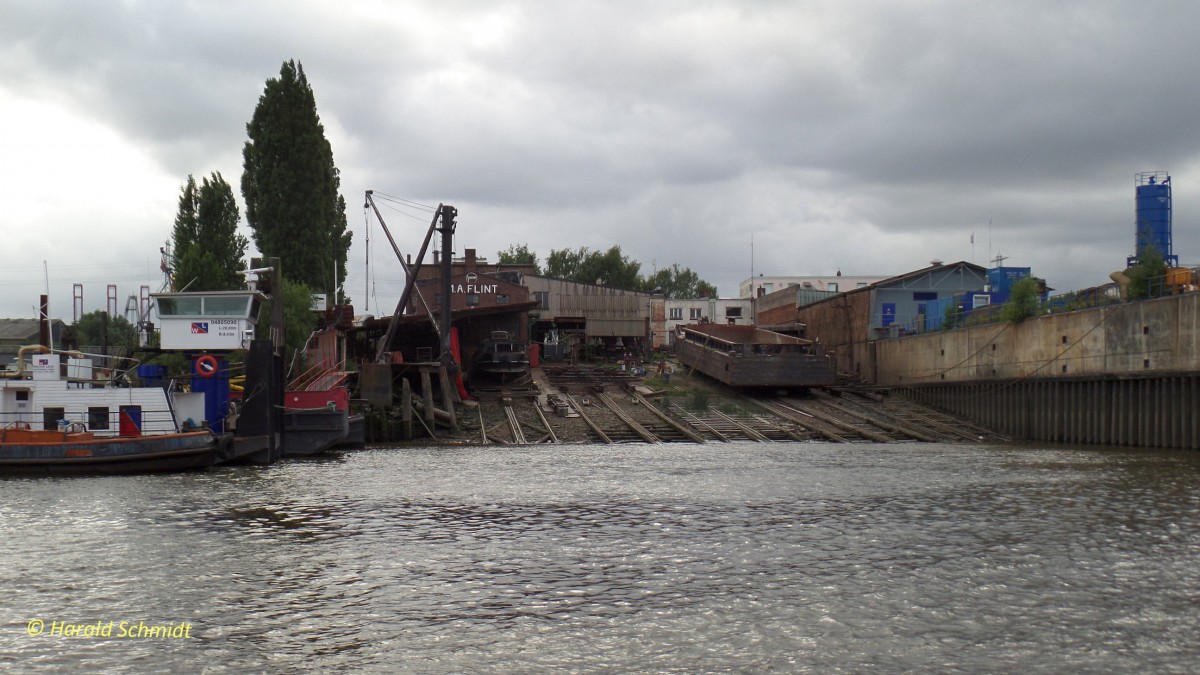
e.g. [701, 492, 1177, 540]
[2, 442, 1199, 673]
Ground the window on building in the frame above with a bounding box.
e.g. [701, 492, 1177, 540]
[725, 307, 742, 318]
[828, 283, 839, 292]
[669, 307, 683, 320]
[88, 406, 110, 431]
[913, 291, 938, 301]
[466, 293, 480, 307]
[534, 291, 549, 310]
[496, 294, 510, 305]
[856, 282, 867, 288]
[43, 407, 65, 431]
[689, 308, 703, 320]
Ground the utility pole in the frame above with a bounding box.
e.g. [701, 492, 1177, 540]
[437, 204, 457, 369]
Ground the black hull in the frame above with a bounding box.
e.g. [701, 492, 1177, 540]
[282, 409, 349, 457]
[332, 414, 366, 450]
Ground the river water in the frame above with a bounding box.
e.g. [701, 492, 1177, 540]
[2, 442, 1198, 673]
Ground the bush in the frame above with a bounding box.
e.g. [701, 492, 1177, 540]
[999, 277, 1041, 323]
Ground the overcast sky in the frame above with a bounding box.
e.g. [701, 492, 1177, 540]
[3, 1, 1199, 322]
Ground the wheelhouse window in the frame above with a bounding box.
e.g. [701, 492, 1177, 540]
[155, 296, 202, 316]
[88, 406, 110, 431]
[43, 407, 65, 431]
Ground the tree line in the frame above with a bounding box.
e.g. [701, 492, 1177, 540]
[498, 244, 718, 299]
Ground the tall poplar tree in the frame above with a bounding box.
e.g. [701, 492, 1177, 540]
[171, 172, 248, 291]
[241, 60, 350, 299]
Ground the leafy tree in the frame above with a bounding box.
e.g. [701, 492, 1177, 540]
[242, 60, 350, 300]
[545, 245, 642, 289]
[277, 277, 319, 375]
[642, 263, 718, 299]
[545, 247, 587, 279]
[74, 310, 137, 349]
[497, 244, 540, 274]
[999, 276, 1041, 323]
[1124, 245, 1168, 300]
[542, 244, 719, 296]
[171, 172, 248, 291]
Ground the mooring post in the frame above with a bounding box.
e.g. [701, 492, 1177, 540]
[401, 377, 413, 440]
[420, 367, 436, 432]
[438, 365, 459, 432]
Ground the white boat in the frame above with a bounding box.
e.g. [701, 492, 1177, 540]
[0, 346, 225, 474]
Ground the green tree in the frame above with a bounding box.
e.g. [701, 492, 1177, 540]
[545, 247, 587, 279]
[1124, 245, 1168, 300]
[545, 245, 642, 289]
[999, 276, 1041, 323]
[242, 60, 350, 300]
[74, 310, 137, 349]
[497, 244, 540, 274]
[171, 172, 248, 291]
[642, 263, 718, 299]
[279, 277, 319, 374]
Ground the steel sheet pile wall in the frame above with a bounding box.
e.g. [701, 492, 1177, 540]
[904, 375, 1200, 450]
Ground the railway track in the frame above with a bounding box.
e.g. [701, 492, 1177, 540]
[463, 367, 1005, 446]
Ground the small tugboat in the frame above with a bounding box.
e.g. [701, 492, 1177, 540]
[0, 346, 224, 476]
[281, 332, 361, 456]
[0, 425, 220, 476]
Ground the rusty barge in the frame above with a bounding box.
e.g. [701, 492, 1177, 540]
[674, 324, 836, 389]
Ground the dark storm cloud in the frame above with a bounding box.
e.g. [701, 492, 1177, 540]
[3, 0, 1200, 316]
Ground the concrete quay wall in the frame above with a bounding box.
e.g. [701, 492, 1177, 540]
[875, 294, 1200, 385]
[874, 294, 1200, 450]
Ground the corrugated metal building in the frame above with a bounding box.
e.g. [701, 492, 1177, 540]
[521, 276, 651, 360]
[756, 261, 987, 380]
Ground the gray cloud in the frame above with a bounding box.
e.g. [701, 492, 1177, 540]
[2, 0, 1200, 319]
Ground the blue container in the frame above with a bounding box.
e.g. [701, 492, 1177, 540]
[190, 357, 229, 434]
[136, 364, 168, 388]
[986, 267, 1030, 295]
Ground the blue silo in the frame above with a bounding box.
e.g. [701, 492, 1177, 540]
[1129, 171, 1179, 267]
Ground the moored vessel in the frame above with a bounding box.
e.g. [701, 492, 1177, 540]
[674, 323, 836, 389]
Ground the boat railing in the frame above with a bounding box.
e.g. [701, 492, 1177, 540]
[680, 327, 822, 357]
[289, 361, 349, 392]
[0, 408, 181, 435]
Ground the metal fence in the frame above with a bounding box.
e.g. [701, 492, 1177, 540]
[881, 267, 1199, 337]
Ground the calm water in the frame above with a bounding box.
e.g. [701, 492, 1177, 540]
[2, 442, 1199, 673]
